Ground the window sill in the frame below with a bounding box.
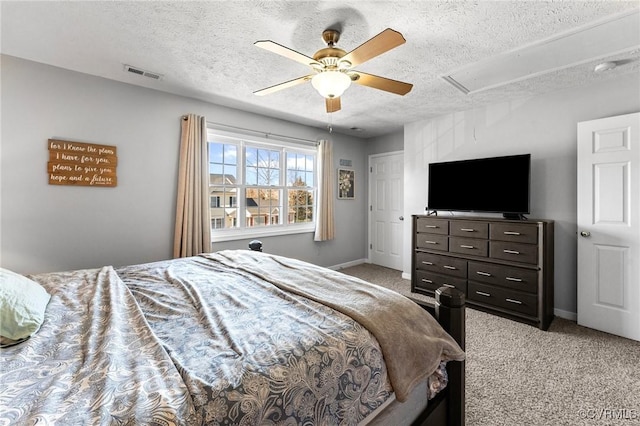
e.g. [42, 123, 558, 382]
[211, 223, 315, 243]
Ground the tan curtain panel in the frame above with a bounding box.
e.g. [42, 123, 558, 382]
[173, 114, 211, 258]
[314, 139, 335, 241]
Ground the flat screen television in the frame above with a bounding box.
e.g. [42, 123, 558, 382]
[427, 154, 531, 219]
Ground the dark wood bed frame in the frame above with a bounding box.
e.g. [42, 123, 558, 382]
[410, 288, 465, 426]
[248, 242, 465, 426]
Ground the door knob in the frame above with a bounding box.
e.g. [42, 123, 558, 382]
[399, 216, 404, 221]
[580, 231, 591, 237]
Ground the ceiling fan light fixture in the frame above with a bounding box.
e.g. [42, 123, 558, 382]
[311, 71, 351, 98]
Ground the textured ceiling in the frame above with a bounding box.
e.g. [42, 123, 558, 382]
[2, 1, 639, 138]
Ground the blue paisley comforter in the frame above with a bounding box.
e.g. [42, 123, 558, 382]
[0, 266, 197, 425]
[1, 250, 463, 425]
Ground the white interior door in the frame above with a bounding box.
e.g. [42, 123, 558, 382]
[577, 112, 640, 341]
[369, 152, 404, 270]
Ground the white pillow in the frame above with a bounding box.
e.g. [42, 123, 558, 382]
[0, 267, 51, 346]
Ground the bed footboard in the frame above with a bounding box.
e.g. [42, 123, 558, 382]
[410, 287, 466, 426]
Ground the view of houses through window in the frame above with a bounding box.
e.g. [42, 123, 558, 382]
[208, 130, 316, 236]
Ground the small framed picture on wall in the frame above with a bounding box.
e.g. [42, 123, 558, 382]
[338, 168, 355, 199]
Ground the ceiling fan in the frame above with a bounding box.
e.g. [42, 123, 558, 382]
[253, 28, 413, 113]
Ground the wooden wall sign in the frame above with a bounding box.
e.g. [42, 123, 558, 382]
[48, 139, 118, 187]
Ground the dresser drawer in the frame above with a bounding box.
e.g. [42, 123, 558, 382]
[449, 237, 488, 257]
[416, 233, 448, 251]
[490, 223, 538, 244]
[450, 220, 489, 239]
[415, 252, 467, 278]
[468, 282, 537, 317]
[415, 270, 467, 294]
[490, 241, 538, 264]
[416, 217, 449, 235]
[468, 261, 538, 293]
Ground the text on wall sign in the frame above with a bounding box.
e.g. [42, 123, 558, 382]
[48, 139, 118, 187]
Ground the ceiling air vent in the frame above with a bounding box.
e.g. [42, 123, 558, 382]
[124, 64, 163, 80]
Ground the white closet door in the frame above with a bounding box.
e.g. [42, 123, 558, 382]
[369, 152, 404, 270]
[577, 112, 640, 341]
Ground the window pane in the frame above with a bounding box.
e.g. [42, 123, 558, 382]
[224, 145, 237, 165]
[246, 147, 257, 167]
[209, 143, 223, 163]
[209, 163, 223, 176]
[288, 188, 314, 223]
[269, 169, 280, 186]
[257, 149, 269, 167]
[246, 188, 281, 227]
[248, 146, 282, 186]
[210, 187, 239, 229]
[210, 142, 238, 185]
[245, 167, 257, 185]
[286, 151, 314, 187]
[287, 154, 296, 170]
[223, 165, 237, 182]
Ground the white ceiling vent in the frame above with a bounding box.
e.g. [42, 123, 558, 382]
[442, 10, 640, 95]
[124, 64, 163, 80]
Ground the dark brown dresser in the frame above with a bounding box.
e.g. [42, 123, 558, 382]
[412, 215, 554, 330]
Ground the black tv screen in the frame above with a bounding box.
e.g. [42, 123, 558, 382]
[427, 154, 531, 216]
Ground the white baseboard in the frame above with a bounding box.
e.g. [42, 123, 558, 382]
[554, 308, 577, 321]
[401, 272, 411, 280]
[328, 258, 367, 271]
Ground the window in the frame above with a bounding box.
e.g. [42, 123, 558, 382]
[208, 128, 317, 241]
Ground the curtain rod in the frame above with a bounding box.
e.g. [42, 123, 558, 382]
[183, 117, 320, 147]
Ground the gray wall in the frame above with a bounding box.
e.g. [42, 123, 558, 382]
[0, 55, 368, 274]
[366, 130, 404, 156]
[403, 73, 640, 317]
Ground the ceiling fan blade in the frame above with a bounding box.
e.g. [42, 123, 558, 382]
[254, 75, 313, 96]
[326, 97, 341, 113]
[340, 28, 406, 68]
[352, 72, 413, 95]
[255, 40, 321, 68]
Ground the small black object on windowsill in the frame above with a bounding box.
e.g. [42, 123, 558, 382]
[248, 240, 263, 252]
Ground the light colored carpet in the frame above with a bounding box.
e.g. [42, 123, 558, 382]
[340, 263, 640, 426]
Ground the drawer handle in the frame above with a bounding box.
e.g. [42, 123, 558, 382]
[421, 279, 433, 284]
[503, 249, 520, 255]
[506, 298, 523, 305]
[460, 228, 476, 232]
[476, 291, 491, 297]
[421, 261, 434, 265]
[503, 231, 521, 236]
[505, 277, 523, 282]
[443, 265, 457, 270]
[424, 240, 438, 245]
[424, 225, 438, 229]
[476, 271, 492, 277]
[443, 284, 455, 288]
[460, 245, 475, 249]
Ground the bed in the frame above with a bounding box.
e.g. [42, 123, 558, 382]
[0, 248, 465, 426]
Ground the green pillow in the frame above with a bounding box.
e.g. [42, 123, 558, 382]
[0, 267, 51, 346]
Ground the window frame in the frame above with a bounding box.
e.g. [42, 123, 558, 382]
[207, 128, 317, 243]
